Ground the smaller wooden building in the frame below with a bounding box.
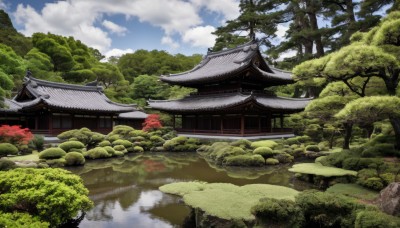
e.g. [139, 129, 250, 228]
[0, 76, 147, 135]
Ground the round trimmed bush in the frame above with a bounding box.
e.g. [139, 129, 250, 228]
[0, 143, 19, 157]
[98, 140, 111, 147]
[114, 151, 125, 157]
[45, 158, 66, 167]
[113, 145, 127, 154]
[150, 135, 165, 146]
[285, 138, 300, 145]
[230, 139, 252, 149]
[266, 158, 280, 165]
[84, 147, 111, 159]
[253, 147, 274, 158]
[112, 139, 133, 148]
[274, 153, 294, 163]
[39, 148, 66, 159]
[305, 145, 320, 152]
[0, 158, 16, 171]
[65, 152, 85, 166]
[58, 141, 85, 152]
[103, 146, 116, 156]
[133, 146, 144, 153]
[224, 154, 265, 167]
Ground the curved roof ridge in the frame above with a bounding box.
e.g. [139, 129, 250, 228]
[26, 76, 103, 92]
[149, 92, 252, 103]
[206, 40, 257, 57]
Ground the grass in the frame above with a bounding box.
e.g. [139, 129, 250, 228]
[159, 181, 299, 221]
[289, 163, 357, 177]
[8, 153, 39, 162]
[326, 183, 379, 201]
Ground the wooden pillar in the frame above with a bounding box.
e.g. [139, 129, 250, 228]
[220, 115, 224, 134]
[266, 113, 272, 132]
[280, 113, 284, 129]
[273, 115, 277, 128]
[240, 114, 244, 136]
[172, 114, 176, 129]
[258, 115, 261, 133]
[48, 113, 53, 136]
[34, 116, 39, 130]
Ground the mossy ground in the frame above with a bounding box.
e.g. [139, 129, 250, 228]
[289, 163, 357, 177]
[159, 181, 299, 221]
[326, 183, 379, 201]
[8, 153, 39, 162]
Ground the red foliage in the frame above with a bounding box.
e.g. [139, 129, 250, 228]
[142, 114, 163, 132]
[0, 125, 33, 145]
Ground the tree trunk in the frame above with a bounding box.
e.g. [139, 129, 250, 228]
[390, 117, 400, 150]
[343, 122, 353, 149]
[344, 0, 357, 44]
[305, 0, 324, 57]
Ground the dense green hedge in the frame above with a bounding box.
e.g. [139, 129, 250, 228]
[224, 154, 265, 167]
[84, 147, 111, 159]
[0, 168, 93, 226]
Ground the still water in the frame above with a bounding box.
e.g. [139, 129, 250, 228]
[67, 153, 299, 228]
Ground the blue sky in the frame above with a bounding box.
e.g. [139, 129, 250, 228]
[0, 0, 245, 59]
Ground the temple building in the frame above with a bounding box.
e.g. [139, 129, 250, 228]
[149, 41, 310, 137]
[0, 76, 147, 136]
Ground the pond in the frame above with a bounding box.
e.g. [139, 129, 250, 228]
[67, 153, 306, 228]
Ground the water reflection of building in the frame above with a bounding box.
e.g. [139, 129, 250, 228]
[149, 41, 310, 137]
[0, 76, 147, 135]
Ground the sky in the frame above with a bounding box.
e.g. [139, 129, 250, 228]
[0, 0, 251, 60]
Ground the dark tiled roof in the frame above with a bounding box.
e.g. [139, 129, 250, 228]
[160, 41, 293, 86]
[1, 98, 41, 113]
[148, 92, 311, 113]
[13, 77, 137, 113]
[118, 111, 148, 119]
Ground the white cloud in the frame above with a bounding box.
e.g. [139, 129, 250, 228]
[190, 0, 240, 20]
[183, 25, 216, 48]
[276, 24, 288, 40]
[12, 0, 240, 52]
[102, 20, 127, 36]
[102, 48, 134, 62]
[161, 36, 179, 49]
[277, 50, 297, 61]
[0, 0, 7, 10]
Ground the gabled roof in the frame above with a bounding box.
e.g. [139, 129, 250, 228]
[160, 40, 293, 87]
[148, 92, 311, 114]
[12, 77, 137, 113]
[118, 111, 148, 119]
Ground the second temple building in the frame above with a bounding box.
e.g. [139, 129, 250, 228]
[149, 41, 311, 137]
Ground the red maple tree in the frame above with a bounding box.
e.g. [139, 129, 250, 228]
[142, 114, 162, 132]
[0, 125, 33, 145]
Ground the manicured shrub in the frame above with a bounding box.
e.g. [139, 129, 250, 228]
[129, 130, 149, 138]
[285, 137, 300, 145]
[355, 210, 400, 228]
[293, 147, 305, 157]
[295, 135, 311, 143]
[0, 143, 18, 157]
[150, 135, 165, 146]
[253, 147, 275, 159]
[0, 168, 92, 226]
[305, 145, 320, 152]
[103, 146, 116, 156]
[29, 134, 44, 151]
[163, 136, 200, 152]
[0, 158, 16, 171]
[361, 177, 384, 191]
[85, 147, 111, 159]
[39, 147, 66, 159]
[57, 128, 105, 147]
[112, 139, 133, 148]
[230, 139, 252, 149]
[251, 198, 303, 228]
[109, 125, 134, 139]
[114, 151, 125, 157]
[45, 158, 66, 167]
[266, 158, 279, 165]
[106, 134, 120, 142]
[205, 142, 247, 165]
[58, 140, 85, 152]
[342, 158, 383, 171]
[224, 154, 264, 167]
[65, 152, 85, 166]
[113, 145, 128, 154]
[275, 153, 294, 163]
[296, 190, 360, 227]
[362, 143, 398, 157]
[133, 146, 144, 153]
[98, 140, 111, 147]
[251, 140, 278, 149]
[0, 212, 49, 228]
